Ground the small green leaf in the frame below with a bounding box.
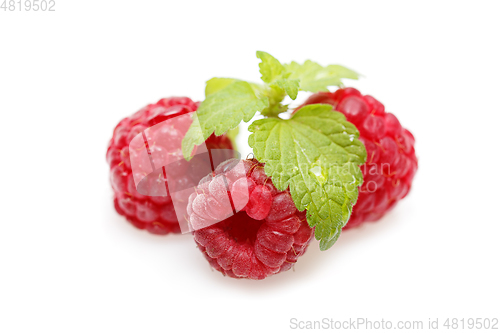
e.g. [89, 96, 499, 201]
[248, 104, 366, 250]
[205, 77, 237, 96]
[256, 51, 286, 83]
[319, 228, 341, 251]
[284, 60, 359, 92]
[256, 51, 301, 102]
[325, 65, 359, 80]
[271, 78, 300, 100]
[182, 80, 269, 159]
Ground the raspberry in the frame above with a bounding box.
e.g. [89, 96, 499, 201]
[189, 159, 314, 279]
[299, 88, 418, 229]
[107, 97, 233, 235]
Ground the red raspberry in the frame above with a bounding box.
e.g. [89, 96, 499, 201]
[189, 159, 314, 280]
[107, 97, 233, 235]
[299, 88, 418, 229]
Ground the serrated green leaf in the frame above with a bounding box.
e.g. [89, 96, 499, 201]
[271, 78, 300, 100]
[256, 51, 301, 102]
[182, 80, 269, 159]
[256, 51, 287, 83]
[284, 60, 359, 93]
[319, 228, 341, 251]
[205, 77, 237, 96]
[325, 65, 359, 80]
[248, 104, 366, 250]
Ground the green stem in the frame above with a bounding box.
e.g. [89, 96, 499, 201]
[260, 86, 287, 117]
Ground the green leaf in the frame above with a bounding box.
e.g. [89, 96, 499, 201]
[182, 80, 269, 159]
[256, 51, 286, 83]
[205, 77, 237, 96]
[248, 104, 366, 250]
[271, 78, 300, 100]
[256, 51, 300, 101]
[326, 64, 359, 80]
[284, 60, 359, 93]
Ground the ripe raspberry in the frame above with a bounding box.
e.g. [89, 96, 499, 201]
[106, 97, 233, 235]
[189, 159, 314, 280]
[299, 88, 418, 229]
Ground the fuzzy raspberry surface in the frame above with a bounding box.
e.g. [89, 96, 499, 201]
[107, 97, 233, 235]
[300, 88, 418, 229]
[189, 159, 314, 280]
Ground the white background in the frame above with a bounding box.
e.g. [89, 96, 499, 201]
[1, 1, 499, 332]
